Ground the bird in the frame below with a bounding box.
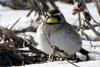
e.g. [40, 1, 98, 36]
[36, 9, 89, 61]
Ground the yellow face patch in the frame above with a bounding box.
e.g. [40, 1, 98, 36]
[46, 17, 59, 24]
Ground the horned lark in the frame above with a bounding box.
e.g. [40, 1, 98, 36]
[36, 9, 89, 60]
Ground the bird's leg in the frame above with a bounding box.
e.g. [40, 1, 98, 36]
[49, 46, 57, 61]
[50, 46, 82, 62]
[49, 46, 65, 61]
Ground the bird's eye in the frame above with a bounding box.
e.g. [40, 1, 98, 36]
[53, 16, 62, 21]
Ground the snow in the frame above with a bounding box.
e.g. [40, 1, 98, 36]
[22, 60, 100, 67]
[0, 1, 100, 67]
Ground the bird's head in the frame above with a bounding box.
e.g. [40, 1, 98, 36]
[46, 9, 65, 24]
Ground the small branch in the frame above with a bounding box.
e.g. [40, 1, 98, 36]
[84, 19, 100, 36]
[13, 26, 37, 33]
[10, 18, 21, 30]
